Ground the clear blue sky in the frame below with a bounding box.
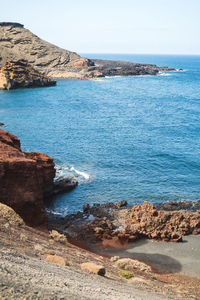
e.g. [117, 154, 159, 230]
[1, 0, 200, 55]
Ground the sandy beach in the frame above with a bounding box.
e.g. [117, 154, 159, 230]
[91, 235, 200, 279]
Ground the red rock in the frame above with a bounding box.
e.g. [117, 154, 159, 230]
[128, 235, 137, 242]
[0, 129, 55, 227]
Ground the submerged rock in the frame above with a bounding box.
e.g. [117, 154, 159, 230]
[44, 177, 78, 198]
[0, 60, 56, 90]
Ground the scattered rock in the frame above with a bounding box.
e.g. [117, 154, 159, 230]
[115, 200, 127, 209]
[110, 256, 120, 262]
[49, 230, 68, 245]
[115, 258, 151, 273]
[0, 203, 24, 226]
[45, 255, 67, 266]
[81, 262, 106, 276]
[83, 203, 90, 213]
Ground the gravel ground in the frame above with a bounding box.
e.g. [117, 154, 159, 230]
[0, 248, 172, 300]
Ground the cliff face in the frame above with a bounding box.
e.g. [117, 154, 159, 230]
[0, 22, 91, 70]
[0, 59, 56, 90]
[0, 129, 56, 227]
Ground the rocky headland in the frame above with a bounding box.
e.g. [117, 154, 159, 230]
[0, 129, 77, 227]
[0, 59, 56, 90]
[0, 22, 176, 80]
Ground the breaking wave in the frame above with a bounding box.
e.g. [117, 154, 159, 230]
[55, 164, 92, 184]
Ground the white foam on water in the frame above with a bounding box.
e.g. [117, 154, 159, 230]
[158, 72, 172, 76]
[55, 164, 93, 184]
[69, 166, 90, 180]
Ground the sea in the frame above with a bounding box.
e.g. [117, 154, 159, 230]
[1, 54, 200, 216]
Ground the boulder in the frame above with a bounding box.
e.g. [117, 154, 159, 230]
[81, 262, 106, 276]
[0, 202, 24, 226]
[45, 255, 67, 266]
[115, 258, 151, 273]
[49, 230, 68, 245]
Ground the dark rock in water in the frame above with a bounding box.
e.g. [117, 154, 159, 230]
[89, 59, 176, 77]
[83, 203, 90, 213]
[115, 200, 127, 208]
[0, 123, 4, 127]
[44, 177, 78, 198]
[0, 60, 56, 90]
[156, 201, 200, 211]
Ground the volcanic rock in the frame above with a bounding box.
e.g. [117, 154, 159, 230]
[0, 202, 25, 226]
[0, 22, 176, 79]
[0, 59, 56, 90]
[0, 22, 88, 70]
[81, 262, 106, 276]
[0, 129, 56, 227]
[45, 255, 67, 266]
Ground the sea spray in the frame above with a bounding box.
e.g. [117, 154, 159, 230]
[55, 164, 92, 184]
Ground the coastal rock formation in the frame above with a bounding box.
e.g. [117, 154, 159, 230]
[0, 59, 56, 90]
[0, 22, 90, 69]
[0, 129, 56, 227]
[54, 201, 200, 245]
[0, 22, 176, 79]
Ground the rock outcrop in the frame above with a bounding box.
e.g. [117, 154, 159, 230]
[53, 201, 200, 245]
[0, 129, 56, 227]
[0, 22, 176, 79]
[0, 22, 89, 69]
[0, 59, 56, 90]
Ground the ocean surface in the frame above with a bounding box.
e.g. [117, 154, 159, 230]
[1, 54, 200, 216]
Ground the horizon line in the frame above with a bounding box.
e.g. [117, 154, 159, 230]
[80, 52, 200, 56]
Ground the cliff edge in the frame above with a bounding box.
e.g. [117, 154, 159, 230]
[0, 129, 56, 227]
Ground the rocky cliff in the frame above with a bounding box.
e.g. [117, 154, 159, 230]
[0, 59, 56, 90]
[0, 22, 175, 79]
[0, 22, 92, 70]
[0, 129, 56, 227]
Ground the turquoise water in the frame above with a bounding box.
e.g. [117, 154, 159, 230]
[1, 54, 200, 215]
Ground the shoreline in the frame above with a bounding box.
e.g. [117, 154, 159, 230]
[86, 235, 200, 279]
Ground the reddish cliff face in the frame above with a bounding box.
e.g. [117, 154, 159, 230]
[0, 129, 55, 227]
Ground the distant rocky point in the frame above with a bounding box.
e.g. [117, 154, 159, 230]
[0, 22, 176, 79]
[0, 59, 56, 90]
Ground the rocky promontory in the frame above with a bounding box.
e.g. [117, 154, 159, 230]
[0, 22, 176, 79]
[0, 59, 56, 90]
[0, 129, 77, 227]
[0, 129, 55, 227]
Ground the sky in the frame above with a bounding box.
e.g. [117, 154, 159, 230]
[1, 0, 200, 55]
